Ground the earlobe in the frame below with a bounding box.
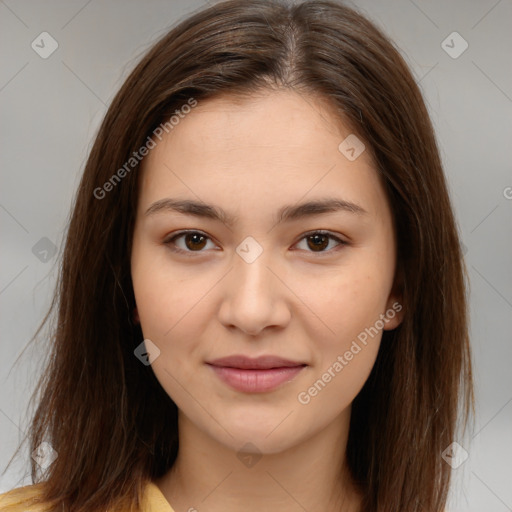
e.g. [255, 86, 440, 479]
[383, 297, 404, 330]
[384, 268, 405, 330]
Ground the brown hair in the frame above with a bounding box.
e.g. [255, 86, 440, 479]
[6, 0, 473, 510]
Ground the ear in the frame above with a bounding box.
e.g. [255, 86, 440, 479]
[132, 306, 140, 324]
[383, 267, 405, 330]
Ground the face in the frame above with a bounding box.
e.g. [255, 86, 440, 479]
[130, 89, 403, 454]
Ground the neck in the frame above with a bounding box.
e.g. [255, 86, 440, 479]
[156, 408, 362, 512]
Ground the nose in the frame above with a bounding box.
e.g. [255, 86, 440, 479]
[217, 247, 291, 336]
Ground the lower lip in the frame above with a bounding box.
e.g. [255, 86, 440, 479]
[208, 365, 306, 393]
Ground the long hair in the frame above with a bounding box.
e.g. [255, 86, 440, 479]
[6, 1, 473, 510]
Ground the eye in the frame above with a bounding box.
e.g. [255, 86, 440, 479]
[163, 230, 347, 256]
[293, 230, 347, 254]
[164, 230, 217, 254]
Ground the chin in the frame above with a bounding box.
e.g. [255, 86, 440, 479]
[214, 412, 304, 454]
[222, 430, 298, 456]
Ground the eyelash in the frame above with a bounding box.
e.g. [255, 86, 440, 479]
[163, 230, 348, 257]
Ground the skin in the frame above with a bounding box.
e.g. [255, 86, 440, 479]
[130, 88, 404, 512]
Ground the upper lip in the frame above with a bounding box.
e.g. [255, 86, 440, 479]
[207, 355, 307, 370]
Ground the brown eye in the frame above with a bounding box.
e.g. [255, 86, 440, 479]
[306, 233, 330, 252]
[183, 233, 208, 251]
[295, 231, 346, 254]
[164, 231, 215, 254]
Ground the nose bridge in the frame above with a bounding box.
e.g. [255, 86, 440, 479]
[218, 236, 289, 334]
[232, 238, 276, 302]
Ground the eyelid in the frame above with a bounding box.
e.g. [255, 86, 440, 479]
[294, 230, 348, 254]
[163, 230, 219, 255]
[163, 229, 348, 256]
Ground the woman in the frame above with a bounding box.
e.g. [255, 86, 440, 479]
[0, 1, 473, 511]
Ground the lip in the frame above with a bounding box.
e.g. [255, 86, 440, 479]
[206, 355, 307, 393]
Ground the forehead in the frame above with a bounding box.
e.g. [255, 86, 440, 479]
[173, 89, 353, 150]
[138, 89, 388, 221]
[147, 88, 365, 164]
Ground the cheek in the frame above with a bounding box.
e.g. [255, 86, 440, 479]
[294, 265, 391, 409]
[135, 279, 206, 351]
[131, 261, 218, 389]
[301, 267, 390, 345]
[131, 239, 203, 340]
[296, 274, 385, 410]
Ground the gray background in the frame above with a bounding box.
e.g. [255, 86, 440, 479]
[1, 0, 511, 510]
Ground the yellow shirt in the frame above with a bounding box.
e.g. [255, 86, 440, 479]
[0, 484, 451, 511]
[0, 482, 175, 512]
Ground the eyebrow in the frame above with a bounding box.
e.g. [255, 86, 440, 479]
[144, 197, 368, 227]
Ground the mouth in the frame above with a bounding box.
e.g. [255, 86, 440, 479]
[206, 355, 308, 393]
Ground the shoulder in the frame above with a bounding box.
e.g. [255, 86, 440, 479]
[0, 482, 174, 512]
[143, 482, 175, 512]
[0, 483, 51, 512]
